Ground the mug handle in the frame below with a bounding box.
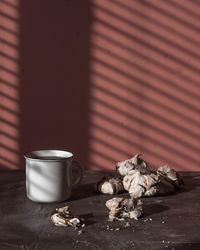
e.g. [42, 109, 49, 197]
[72, 160, 83, 187]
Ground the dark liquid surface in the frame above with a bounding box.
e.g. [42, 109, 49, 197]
[34, 156, 67, 160]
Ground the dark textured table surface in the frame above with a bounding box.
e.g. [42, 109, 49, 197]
[0, 170, 200, 250]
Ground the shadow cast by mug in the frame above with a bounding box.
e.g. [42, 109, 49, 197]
[70, 182, 98, 201]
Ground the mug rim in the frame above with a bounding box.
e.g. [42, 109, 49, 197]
[24, 149, 73, 161]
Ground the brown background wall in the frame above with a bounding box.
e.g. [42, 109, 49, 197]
[0, 0, 200, 171]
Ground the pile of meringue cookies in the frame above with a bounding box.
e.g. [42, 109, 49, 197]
[97, 154, 184, 222]
[51, 154, 184, 228]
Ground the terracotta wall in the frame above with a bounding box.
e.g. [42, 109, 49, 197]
[0, 0, 200, 171]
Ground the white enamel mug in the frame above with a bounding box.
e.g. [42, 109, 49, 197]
[24, 150, 83, 203]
